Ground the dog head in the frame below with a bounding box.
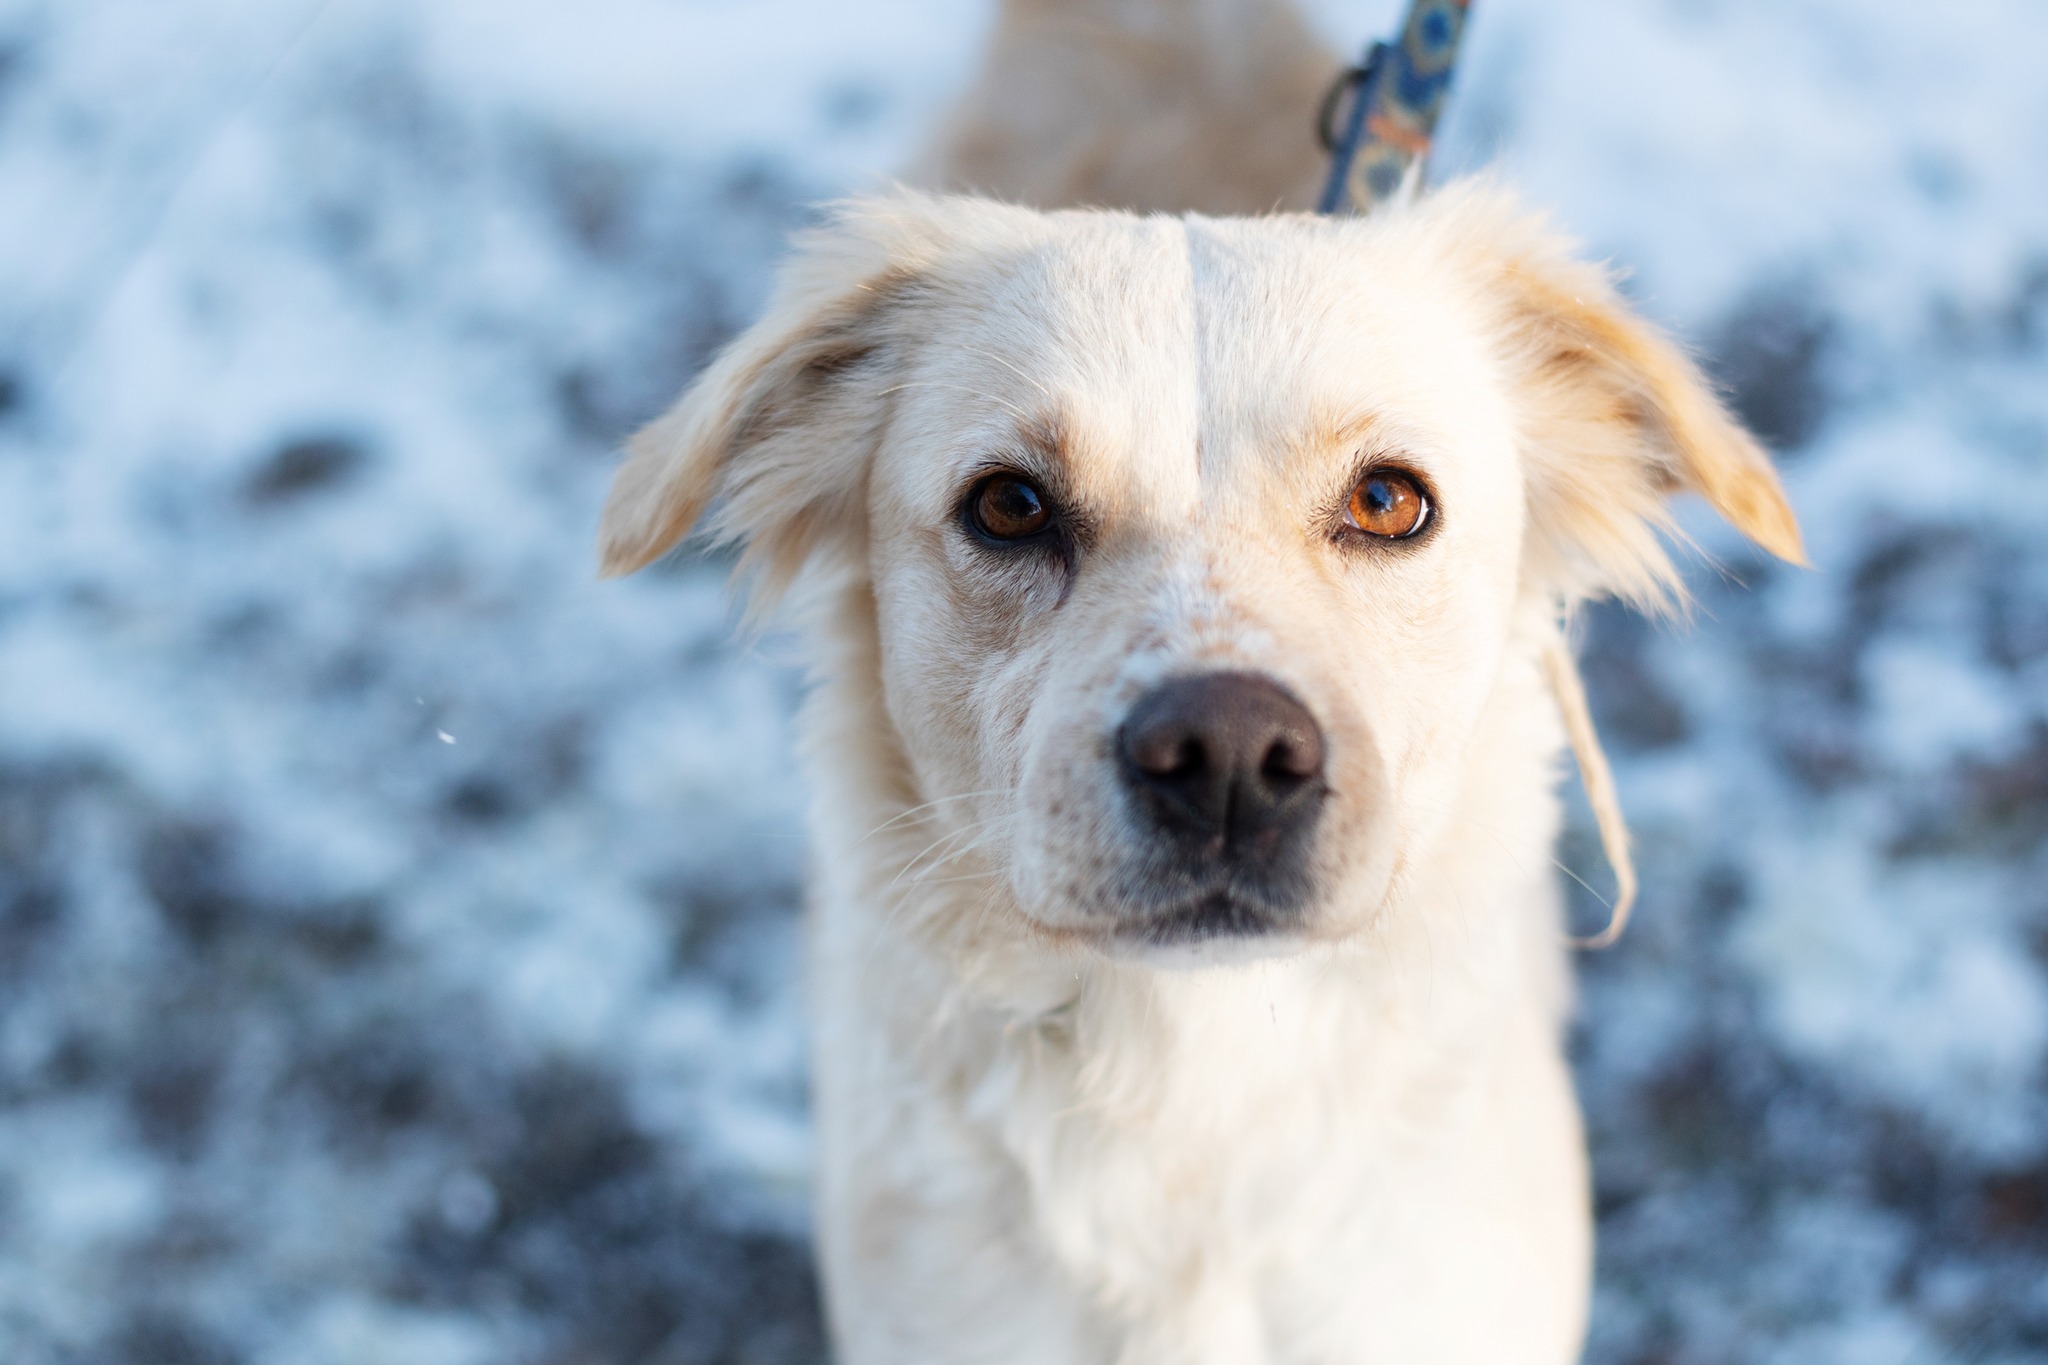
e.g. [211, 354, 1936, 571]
[601, 188, 1801, 955]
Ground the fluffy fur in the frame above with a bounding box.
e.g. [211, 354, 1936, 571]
[599, 3, 1802, 1361]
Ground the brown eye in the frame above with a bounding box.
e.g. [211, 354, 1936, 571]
[970, 475, 1053, 541]
[1345, 469, 1430, 539]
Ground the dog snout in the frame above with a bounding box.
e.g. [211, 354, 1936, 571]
[1117, 672, 1327, 858]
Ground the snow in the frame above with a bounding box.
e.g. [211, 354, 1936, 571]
[0, 0, 2044, 1361]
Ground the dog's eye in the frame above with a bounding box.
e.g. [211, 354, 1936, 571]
[1345, 469, 1430, 539]
[969, 475, 1053, 541]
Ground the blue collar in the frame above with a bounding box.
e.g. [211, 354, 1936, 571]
[1317, 0, 1472, 214]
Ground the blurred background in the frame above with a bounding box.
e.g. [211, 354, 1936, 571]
[1, 0, 2044, 1361]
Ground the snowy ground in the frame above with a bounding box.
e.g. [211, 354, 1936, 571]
[0, 1, 2043, 1361]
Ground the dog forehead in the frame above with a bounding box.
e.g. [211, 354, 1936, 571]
[922, 213, 1196, 400]
[890, 209, 1512, 519]
[1181, 216, 1509, 461]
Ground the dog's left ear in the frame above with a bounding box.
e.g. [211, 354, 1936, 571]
[1436, 188, 1807, 606]
[598, 197, 949, 602]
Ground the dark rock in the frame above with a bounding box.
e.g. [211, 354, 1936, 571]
[2005, 257, 2048, 351]
[0, 33, 28, 125]
[140, 820, 247, 948]
[242, 435, 369, 505]
[443, 774, 522, 825]
[287, 898, 385, 966]
[1977, 1160, 2048, 1245]
[1644, 1047, 1762, 1174]
[299, 1017, 444, 1147]
[1708, 284, 1835, 454]
[1888, 723, 2048, 861]
[1578, 604, 1689, 752]
[0, 878, 61, 978]
[99, 1310, 241, 1365]
[536, 138, 638, 258]
[399, 1055, 827, 1365]
[127, 1019, 227, 1160]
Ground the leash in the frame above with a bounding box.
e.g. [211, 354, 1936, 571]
[1315, 3, 1639, 947]
[1316, 0, 1472, 214]
[1542, 630, 1638, 949]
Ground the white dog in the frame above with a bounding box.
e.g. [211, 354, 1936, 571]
[600, 1, 1803, 1360]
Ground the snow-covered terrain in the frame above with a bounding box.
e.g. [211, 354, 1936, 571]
[0, 0, 2042, 1361]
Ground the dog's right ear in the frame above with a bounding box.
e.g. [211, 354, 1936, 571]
[598, 197, 946, 602]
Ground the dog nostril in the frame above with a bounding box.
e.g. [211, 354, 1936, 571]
[1117, 672, 1327, 853]
[1260, 733, 1321, 784]
[1131, 732, 1206, 781]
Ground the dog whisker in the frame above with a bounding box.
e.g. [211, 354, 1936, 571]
[860, 788, 1014, 842]
[906, 869, 1006, 890]
[889, 814, 1013, 889]
[902, 823, 1011, 883]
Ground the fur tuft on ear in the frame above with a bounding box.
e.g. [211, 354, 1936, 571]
[597, 194, 960, 608]
[1418, 185, 1806, 610]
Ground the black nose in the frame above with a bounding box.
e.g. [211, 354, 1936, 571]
[1117, 672, 1326, 858]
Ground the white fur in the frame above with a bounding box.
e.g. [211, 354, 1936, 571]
[599, 5, 1802, 1361]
